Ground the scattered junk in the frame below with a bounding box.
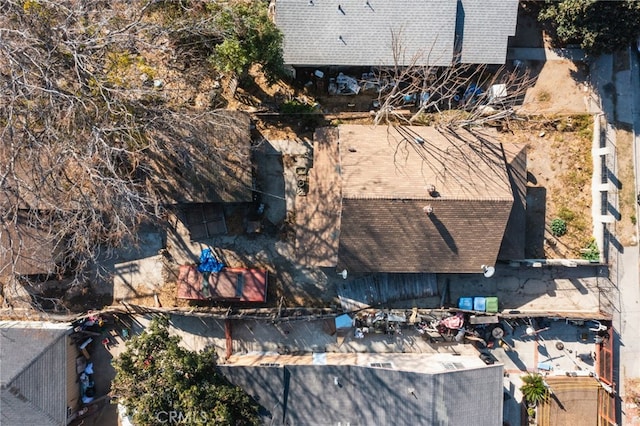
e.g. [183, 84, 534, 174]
[352, 310, 407, 335]
[80, 363, 96, 404]
[329, 73, 361, 95]
[295, 163, 310, 196]
[67, 312, 130, 423]
[488, 83, 508, 103]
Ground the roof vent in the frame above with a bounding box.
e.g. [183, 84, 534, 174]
[427, 184, 439, 197]
[423, 205, 433, 215]
[338, 4, 345, 14]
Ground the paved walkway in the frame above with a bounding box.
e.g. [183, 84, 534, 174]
[620, 47, 640, 424]
[589, 49, 640, 424]
[507, 47, 586, 62]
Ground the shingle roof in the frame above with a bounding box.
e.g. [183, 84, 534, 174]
[0, 322, 71, 426]
[276, 0, 456, 67]
[275, 0, 519, 67]
[0, 215, 64, 277]
[339, 125, 514, 200]
[498, 143, 527, 260]
[148, 110, 253, 204]
[336, 125, 514, 273]
[456, 0, 520, 64]
[220, 354, 503, 426]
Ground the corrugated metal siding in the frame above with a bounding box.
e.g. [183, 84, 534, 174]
[65, 337, 80, 414]
[1, 391, 59, 426]
[337, 273, 438, 310]
[221, 363, 503, 426]
[11, 336, 67, 424]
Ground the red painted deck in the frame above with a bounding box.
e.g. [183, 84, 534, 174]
[176, 265, 267, 302]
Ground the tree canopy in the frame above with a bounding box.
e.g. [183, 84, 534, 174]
[0, 0, 283, 307]
[537, 0, 640, 54]
[210, 1, 284, 83]
[111, 316, 259, 426]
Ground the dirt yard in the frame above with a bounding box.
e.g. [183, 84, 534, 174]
[257, 58, 597, 260]
[46, 55, 600, 313]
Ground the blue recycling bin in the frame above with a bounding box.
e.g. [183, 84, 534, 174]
[458, 297, 473, 311]
[473, 297, 487, 312]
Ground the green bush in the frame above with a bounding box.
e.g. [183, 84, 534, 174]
[581, 238, 600, 262]
[520, 374, 549, 405]
[550, 218, 567, 237]
[280, 100, 315, 114]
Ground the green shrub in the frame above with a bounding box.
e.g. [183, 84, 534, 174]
[581, 238, 600, 262]
[550, 218, 567, 237]
[280, 100, 315, 114]
[557, 207, 575, 222]
[520, 374, 549, 405]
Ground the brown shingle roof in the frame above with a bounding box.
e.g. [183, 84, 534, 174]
[0, 218, 63, 277]
[498, 143, 527, 260]
[148, 110, 253, 204]
[340, 125, 513, 200]
[337, 125, 514, 273]
[295, 128, 342, 266]
[338, 198, 513, 273]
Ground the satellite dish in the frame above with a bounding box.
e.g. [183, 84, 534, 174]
[338, 269, 348, 280]
[482, 265, 495, 278]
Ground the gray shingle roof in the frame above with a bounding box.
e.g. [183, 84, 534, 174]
[457, 0, 520, 64]
[0, 322, 71, 426]
[335, 125, 514, 273]
[275, 0, 519, 66]
[219, 361, 504, 426]
[275, 0, 457, 66]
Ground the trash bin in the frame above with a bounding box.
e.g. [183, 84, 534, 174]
[473, 297, 486, 312]
[485, 297, 499, 313]
[458, 297, 473, 310]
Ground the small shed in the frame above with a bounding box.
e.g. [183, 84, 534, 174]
[176, 265, 268, 302]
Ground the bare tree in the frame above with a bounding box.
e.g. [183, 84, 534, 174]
[0, 0, 249, 309]
[372, 31, 535, 129]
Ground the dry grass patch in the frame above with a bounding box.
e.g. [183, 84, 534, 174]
[615, 128, 637, 246]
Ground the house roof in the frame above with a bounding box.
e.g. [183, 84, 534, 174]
[498, 143, 527, 260]
[0, 321, 71, 426]
[274, 0, 519, 67]
[340, 125, 514, 200]
[219, 353, 503, 426]
[176, 265, 268, 302]
[147, 110, 253, 204]
[295, 128, 342, 267]
[456, 0, 520, 64]
[336, 125, 514, 273]
[0, 216, 64, 277]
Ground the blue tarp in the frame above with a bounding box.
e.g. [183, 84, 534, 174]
[197, 248, 225, 273]
[334, 314, 353, 329]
